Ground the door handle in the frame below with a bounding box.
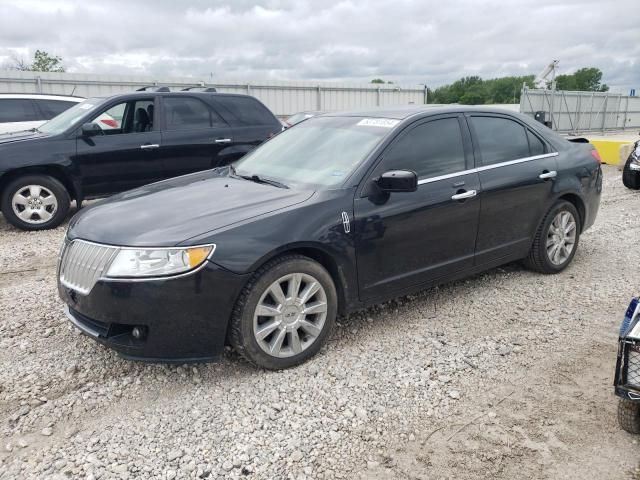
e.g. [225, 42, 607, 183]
[214, 138, 232, 144]
[451, 189, 477, 201]
[140, 144, 159, 150]
[539, 170, 557, 180]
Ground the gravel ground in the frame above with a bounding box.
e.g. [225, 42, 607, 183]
[1, 165, 639, 479]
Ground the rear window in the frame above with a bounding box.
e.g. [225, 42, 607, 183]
[0, 99, 39, 122]
[34, 99, 77, 120]
[213, 96, 276, 127]
[163, 97, 226, 130]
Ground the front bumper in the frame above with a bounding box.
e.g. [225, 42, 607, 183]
[59, 261, 250, 362]
[615, 338, 640, 403]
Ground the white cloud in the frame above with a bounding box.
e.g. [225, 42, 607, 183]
[0, 0, 637, 90]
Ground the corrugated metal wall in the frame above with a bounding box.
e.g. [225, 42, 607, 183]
[0, 70, 426, 117]
[520, 87, 640, 133]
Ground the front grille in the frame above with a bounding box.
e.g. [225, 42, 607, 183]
[628, 346, 640, 389]
[59, 240, 118, 295]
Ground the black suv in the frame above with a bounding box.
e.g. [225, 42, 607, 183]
[0, 91, 281, 230]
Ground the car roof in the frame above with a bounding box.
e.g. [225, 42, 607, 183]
[323, 104, 524, 120]
[88, 91, 256, 102]
[0, 93, 85, 101]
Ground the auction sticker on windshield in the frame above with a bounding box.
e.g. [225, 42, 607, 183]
[356, 118, 400, 128]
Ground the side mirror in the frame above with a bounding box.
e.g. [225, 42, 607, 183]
[376, 170, 418, 193]
[81, 122, 102, 136]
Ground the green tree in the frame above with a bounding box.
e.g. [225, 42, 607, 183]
[371, 78, 386, 84]
[30, 50, 65, 72]
[555, 67, 608, 92]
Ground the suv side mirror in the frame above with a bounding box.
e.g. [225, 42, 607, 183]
[376, 170, 418, 193]
[81, 122, 102, 136]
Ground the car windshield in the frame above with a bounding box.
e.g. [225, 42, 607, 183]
[234, 116, 395, 188]
[38, 98, 101, 135]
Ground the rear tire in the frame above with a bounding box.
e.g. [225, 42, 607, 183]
[622, 156, 640, 190]
[229, 254, 337, 370]
[1, 175, 70, 231]
[618, 398, 640, 434]
[524, 200, 581, 274]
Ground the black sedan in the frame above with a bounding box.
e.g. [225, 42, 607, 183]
[58, 106, 602, 369]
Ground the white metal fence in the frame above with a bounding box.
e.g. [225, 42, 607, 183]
[0, 70, 427, 117]
[519, 87, 640, 134]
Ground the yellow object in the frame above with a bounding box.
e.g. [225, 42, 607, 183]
[186, 246, 213, 268]
[589, 139, 633, 165]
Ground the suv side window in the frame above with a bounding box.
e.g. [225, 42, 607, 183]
[34, 99, 77, 120]
[469, 116, 531, 165]
[212, 96, 275, 126]
[163, 97, 226, 130]
[0, 99, 39, 122]
[381, 118, 467, 179]
[90, 99, 154, 134]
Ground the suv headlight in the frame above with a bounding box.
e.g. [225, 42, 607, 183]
[106, 245, 215, 278]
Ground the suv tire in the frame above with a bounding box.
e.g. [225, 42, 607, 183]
[524, 200, 581, 274]
[1, 175, 70, 231]
[229, 254, 337, 369]
[622, 156, 640, 190]
[618, 398, 640, 434]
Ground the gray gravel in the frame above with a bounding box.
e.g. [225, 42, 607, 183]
[1, 166, 639, 479]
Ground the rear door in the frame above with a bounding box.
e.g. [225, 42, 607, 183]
[210, 95, 281, 164]
[468, 114, 558, 265]
[354, 115, 481, 300]
[73, 97, 162, 196]
[159, 95, 234, 177]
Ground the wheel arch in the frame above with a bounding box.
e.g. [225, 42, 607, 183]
[555, 192, 586, 233]
[0, 165, 79, 209]
[244, 243, 350, 316]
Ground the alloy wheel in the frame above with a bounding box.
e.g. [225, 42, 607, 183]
[546, 210, 577, 265]
[11, 185, 59, 225]
[253, 272, 328, 358]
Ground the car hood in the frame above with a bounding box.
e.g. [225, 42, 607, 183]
[0, 130, 49, 145]
[67, 170, 315, 247]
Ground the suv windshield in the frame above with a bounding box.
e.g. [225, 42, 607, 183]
[38, 99, 101, 135]
[234, 116, 394, 188]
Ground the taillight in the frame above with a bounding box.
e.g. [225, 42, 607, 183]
[590, 149, 602, 164]
[100, 119, 118, 128]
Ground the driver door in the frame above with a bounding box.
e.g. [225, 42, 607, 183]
[73, 97, 163, 197]
[354, 115, 481, 301]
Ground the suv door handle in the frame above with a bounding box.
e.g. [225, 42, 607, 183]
[214, 138, 232, 144]
[539, 170, 557, 180]
[451, 189, 477, 201]
[140, 144, 159, 150]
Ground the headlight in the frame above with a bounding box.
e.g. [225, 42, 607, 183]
[106, 245, 215, 278]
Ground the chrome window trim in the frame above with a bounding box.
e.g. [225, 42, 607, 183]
[416, 152, 559, 185]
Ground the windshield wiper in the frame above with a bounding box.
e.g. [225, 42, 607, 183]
[228, 165, 289, 189]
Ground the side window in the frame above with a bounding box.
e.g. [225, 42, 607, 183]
[163, 97, 225, 130]
[469, 116, 530, 165]
[34, 100, 76, 120]
[213, 96, 275, 126]
[0, 99, 39, 122]
[382, 118, 466, 179]
[90, 100, 154, 134]
[527, 129, 546, 156]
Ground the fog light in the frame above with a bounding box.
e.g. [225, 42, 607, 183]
[132, 327, 146, 340]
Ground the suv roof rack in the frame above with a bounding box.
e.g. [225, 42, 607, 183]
[181, 86, 217, 92]
[136, 86, 171, 92]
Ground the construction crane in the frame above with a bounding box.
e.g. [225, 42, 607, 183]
[534, 60, 559, 89]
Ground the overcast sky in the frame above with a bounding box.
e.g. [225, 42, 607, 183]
[0, 0, 638, 91]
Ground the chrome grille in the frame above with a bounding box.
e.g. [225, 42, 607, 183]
[628, 347, 640, 389]
[59, 240, 118, 295]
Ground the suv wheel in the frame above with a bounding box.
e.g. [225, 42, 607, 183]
[525, 200, 581, 274]
[229, 255, 337, 369]
[1, 175, 70, 231]
[622, 156, 640, 190]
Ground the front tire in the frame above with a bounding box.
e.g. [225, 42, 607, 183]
[1, 175, 70, 231]
[229, 255, 337, 369]
[525, 200, 581, 274]
[622, 156, 640, 190]
[618, 398, 640, 434]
